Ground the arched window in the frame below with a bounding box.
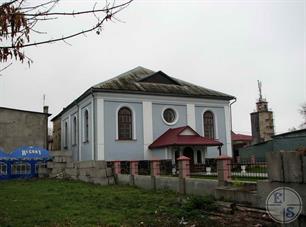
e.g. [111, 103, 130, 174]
[72, 116, 77, 145]
[64, 121, 68, 148]
[118, 107, 132, 140]
[204, 111, 215, 139]
[84, 110, 89, 142]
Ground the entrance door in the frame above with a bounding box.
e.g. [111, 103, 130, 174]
[183, 147, 194, 164]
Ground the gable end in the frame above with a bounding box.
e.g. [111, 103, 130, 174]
[137, 71, 181, 86]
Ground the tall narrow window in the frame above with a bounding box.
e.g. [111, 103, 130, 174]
[84, 110, 89, 142]
[64, 121, 68, 148]
[72, 116, 77, 145]
[204, 111, 215, 139]
[118, 107, 132, 140]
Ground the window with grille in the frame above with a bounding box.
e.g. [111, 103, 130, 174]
[12, 162, 31, 175]
[204, 111, 215, 139]
[0, 162, 7, 175]
[118, 107, 133, 140]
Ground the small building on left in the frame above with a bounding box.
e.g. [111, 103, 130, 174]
[0, 106, 51, 152]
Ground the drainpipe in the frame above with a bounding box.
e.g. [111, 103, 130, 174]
[76, 103, 80, 160]
[229, 98, 237, 158]
[229, 98, 237, 132]
[91, 88, 96, 160]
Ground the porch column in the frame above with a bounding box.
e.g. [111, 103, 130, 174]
[193, 149, 197, 164]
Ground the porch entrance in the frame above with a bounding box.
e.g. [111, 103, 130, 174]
[183, 147, 194, 164]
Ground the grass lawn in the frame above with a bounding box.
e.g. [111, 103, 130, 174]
[0, 179, 216, 227]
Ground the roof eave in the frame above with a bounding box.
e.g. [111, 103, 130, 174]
[51, 88, 93, 121]
[92, 88, 235, 101]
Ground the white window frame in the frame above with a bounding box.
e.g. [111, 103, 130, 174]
[12, 162, 31, 175]
[115, 104, 136, 140]
[202, 109, 219, 139]
[161, 106, 179, 126]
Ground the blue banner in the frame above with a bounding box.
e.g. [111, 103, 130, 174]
[0, 149, 9, 159]
[10, 146, 50, 160]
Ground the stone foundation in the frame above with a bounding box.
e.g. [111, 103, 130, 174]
[38, 151, 114, 185]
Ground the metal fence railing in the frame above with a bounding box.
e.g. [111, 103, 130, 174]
[107, 158, 268, 182]
[120, 161, 130, 174]
[190, 159, 218, 176]
[138, 160, 150, 175]
[160, 160, 175, 176]
[229, 161, 268, 179]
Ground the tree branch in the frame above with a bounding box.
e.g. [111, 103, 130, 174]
[0, 0, 133, 66]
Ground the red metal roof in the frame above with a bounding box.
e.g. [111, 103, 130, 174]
[149, 126, 223, 149]
[231, 131, 253, 142]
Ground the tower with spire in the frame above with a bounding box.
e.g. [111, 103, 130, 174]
[250, 81, 275, 144]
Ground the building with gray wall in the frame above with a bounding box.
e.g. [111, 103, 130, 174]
[239, 129, 306, 161]
[52, 66, 235, 163]
[0, 106, 50, 152]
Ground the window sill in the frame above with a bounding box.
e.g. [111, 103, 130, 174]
[115, 139, 137, 142]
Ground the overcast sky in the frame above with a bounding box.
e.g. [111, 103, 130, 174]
[0, 0, 305, 135]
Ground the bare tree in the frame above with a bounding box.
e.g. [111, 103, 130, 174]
[0, 0, 133, 72]
[299, 102, 306, 129]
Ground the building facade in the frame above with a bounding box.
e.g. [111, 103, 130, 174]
[239, 129, 306, 161]
[51, 115, 61, 151]
[52, 67, 235, 163]
[0, 106, 50, 152]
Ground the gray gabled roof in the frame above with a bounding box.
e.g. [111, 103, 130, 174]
[51, 66, 235, 121]
[92, 66, 235, 100]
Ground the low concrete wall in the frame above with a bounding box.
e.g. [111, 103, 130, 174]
[116, 174, 220, 196]
[134, 175, 153, 190]
[185, 178, 218, 196]
[155, 176, 180, 192]
[116, 174, 132, 185]
[215, 187, 258, 207]
[40, 151, 115, 185]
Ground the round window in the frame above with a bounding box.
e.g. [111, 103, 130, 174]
[163, 108, 176, 124]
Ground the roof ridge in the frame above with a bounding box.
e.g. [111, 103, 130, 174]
[93, 66, 155, 88]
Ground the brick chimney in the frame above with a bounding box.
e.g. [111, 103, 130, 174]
[43, 106, 49, 114]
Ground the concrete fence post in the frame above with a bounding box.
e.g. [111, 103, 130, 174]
[113, 161, 121, 175]
[177, 155, 190, 194]
[150, 159, 160, 190]
[217, 155, 232, 186]
[150, 159, 160, 176]
[130, 161, 139, 175]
